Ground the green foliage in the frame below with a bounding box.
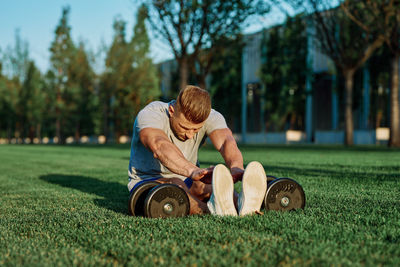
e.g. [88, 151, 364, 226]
[260, 15, 307, 131]
[49, 7, 76, 80]
[1, 40, 44, 141]
[100, 5, 160, 141]
[98, 17, 127, 140]
[0, 145, 399, 265]
[0, 5, 161, 142]
[49, 6, 97, 141]
[3, 29, 30, 82]
[330, 6, 372, 70]
[0, 63, 18, 138]
[209, 36, 244, 131]
[368, 44, 392, 128]
[40, 70, 58, 138]
[130, 4, 160, 108]
[68, 42, 97, 138]
[18, 61, 46, 138]
[49, 6, 77, 142]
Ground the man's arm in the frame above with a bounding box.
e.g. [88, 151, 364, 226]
[208, 128, 244, 181]
[139, 128, 209, 180]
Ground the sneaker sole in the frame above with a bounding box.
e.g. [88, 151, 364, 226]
[212, 164, 237, 216]
[239, 161, 267, 215]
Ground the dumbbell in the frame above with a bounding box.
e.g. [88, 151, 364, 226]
[128, 181, 190, 218]
[263, 175, 306, 211]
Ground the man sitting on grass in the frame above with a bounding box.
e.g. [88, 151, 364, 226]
[128, 85, 267, 216]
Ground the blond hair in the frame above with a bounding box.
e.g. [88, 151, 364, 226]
[176, 85, 211, 123]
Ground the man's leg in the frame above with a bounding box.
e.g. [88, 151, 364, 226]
[156, 178, 209, 215]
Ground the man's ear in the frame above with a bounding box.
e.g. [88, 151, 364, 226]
[168, 104, 175, 117]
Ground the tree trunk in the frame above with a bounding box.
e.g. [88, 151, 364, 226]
[344, 70, 355, 146]
[55, 117, 61, 143]
[29, 125, 35, 141]
[389, 53, 400, 147]
[290, 112, 297, 130]
[179, 57, 189, 90]
[103, 101, 109, 141]
[115, 118, 121, 144]
[198, 74, 206, 90]
[15, 122, 21, 143]
[36, 123, 41, 141]
[56, 89, 62, 144]
[75, 122, 80, 143]
[7, 119, 12, 140]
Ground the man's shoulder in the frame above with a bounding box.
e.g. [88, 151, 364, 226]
[138, 101, 170, 118]
[142, 101, 169, 111]
[136, 101, 170, 130]
[203, 108, 227, 133]
[207, 109, 225, 121]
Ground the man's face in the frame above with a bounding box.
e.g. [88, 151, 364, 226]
[168, 105, 205, 141]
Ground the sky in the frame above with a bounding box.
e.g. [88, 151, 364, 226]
[0, 0, 288, 73]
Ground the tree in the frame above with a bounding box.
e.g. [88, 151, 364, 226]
[3, 29, 30, 82]
[385, 2, 400, 147]
[326, 0, 400, 146]
[145, 0, 269, 90]
[100, 17, 132, 141]
[368, 45, 391, 129]
[19, 61, 45, 140]
[283, 0, 385, 145]
[41, 70, 58, 139]
[100, 7, 160, 142]
[344, 0, 400, 147]
[0, 62, 18, 139]
[209, 35, 244, 131]
[260, 15, 307, 131]
[49, 6, 77, 143]
[129, 4, 160, 114]
[68, 42, 96, 141]
[2, 30, 31, 140]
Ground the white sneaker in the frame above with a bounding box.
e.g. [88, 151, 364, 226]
[238, 161, 267, 216]
[207, 164, 238, 216]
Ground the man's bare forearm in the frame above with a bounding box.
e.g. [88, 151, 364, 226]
[152, 138, 198, 177]
[219, 136, 244, 170]
[217, 135, 244, 182]
[140, 128, 199, 177]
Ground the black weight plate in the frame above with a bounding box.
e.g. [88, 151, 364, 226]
[267, 175, 278, 184]
[144, 184, 190, 218]
[264, 178, 305, 211]
[260, 175, 278, 210]
[128, 181, 160, 216]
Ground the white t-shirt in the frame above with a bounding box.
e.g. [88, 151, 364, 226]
[128, 100, 227, 188]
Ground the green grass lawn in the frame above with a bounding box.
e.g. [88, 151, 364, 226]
[0, 144, 399, 266]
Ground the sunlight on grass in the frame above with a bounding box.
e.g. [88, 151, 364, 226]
[0, 144, 399, 265]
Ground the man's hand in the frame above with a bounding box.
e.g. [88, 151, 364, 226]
[191, 166, 214, 181]
[198, 166, 214, 184]
[231, 167, 244, 183]
[198, 165, 243, 184]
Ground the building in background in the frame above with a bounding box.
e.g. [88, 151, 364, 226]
[158, 20, 397, 145]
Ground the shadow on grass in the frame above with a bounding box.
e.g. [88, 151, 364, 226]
[40, 174, 129, 215]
